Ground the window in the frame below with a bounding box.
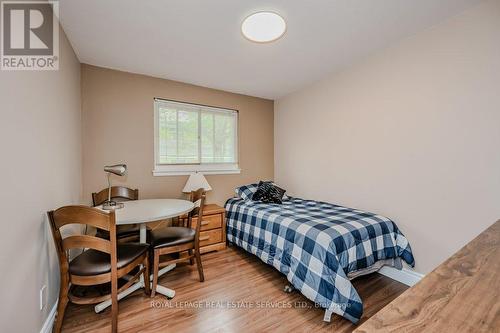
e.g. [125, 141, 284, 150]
[153, 98, 239, 175]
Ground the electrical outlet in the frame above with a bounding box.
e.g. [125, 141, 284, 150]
[40, 285, 47, 311]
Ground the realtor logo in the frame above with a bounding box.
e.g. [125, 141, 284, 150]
[1, 0, 59, 70]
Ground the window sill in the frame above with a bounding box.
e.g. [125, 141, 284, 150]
[153, 165, 241, 176]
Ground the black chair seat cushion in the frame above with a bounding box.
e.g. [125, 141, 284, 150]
[150, 227, 195, 249]
[95, 225, 150, 240]
[69, 243, 149, 276]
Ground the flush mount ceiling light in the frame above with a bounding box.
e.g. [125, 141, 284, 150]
[241, 11, 286, 43]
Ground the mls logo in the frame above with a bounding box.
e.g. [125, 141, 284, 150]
[1, 0, 59, 70]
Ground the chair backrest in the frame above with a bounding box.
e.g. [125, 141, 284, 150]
[92, 186, 139, 207]
[47, 206, 117, 275]
[188, 188, 206, 246]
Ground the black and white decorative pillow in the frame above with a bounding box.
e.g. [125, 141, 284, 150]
[252, 181, 286, 204]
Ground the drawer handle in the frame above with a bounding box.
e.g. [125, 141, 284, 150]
[199, 236, 210, 241]
[201, 221, 210, 226]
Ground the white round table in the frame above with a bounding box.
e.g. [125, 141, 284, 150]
[114, 199, 194, 241]
[95, 199, 194, 313]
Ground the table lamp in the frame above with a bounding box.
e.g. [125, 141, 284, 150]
[182, 172, 212, 199]
[102, 164, 127, 210]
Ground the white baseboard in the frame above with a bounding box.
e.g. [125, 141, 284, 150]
[378, 266, 424, 286]
[40, 301, 58, 333]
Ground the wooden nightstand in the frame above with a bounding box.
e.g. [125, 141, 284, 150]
[188, 204, 226, 254]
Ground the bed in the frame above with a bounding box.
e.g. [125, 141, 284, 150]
[225, 186, 415, 324]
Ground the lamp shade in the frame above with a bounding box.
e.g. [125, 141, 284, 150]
[104, 164, 127, 176]
[182, 173, 212, 193]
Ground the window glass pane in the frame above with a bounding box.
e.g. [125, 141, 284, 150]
[201, 110, 236, 163]
[158, 106, 199, 164]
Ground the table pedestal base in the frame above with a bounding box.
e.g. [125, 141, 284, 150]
[94, 264, 176, 313]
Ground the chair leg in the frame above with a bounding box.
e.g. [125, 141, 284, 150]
[151, 251, 160, 297]
[53, 279, 69, 333]
[142, 257, 150, 295]
[188, 249, 194, 265]
[195, 249, 205, 282]
[111, 277, 118, 333]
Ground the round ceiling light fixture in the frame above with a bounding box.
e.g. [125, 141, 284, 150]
[241, 11, 286, 43]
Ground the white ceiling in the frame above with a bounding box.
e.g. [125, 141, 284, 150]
[59, 0, 482, 100]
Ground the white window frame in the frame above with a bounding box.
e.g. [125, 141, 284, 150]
[153, 98, 240, 176]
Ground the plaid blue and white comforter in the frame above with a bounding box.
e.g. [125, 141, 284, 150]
[225, 196, 415, 323]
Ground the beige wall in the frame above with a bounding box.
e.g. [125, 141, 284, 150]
[0, 30, 81, 332]
[81, 65, 273, 206]
[275, 0, 500, 274]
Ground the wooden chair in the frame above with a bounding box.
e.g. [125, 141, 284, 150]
[149, 188, 206, 297]
[92, 186, 143, 242]
[92, 186, 139, 207]
[48, 205, 150, 333]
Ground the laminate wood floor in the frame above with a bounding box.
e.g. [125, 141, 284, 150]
[62, 246, 407, 333]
